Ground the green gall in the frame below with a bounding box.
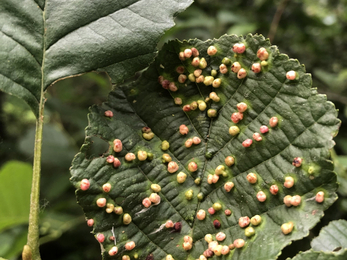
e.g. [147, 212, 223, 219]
[222, 57, 231, 65]
[261, 60, 268, 66]
[161, 140, 170, 150]
[195, 177, 201, 185]
[213, 202, 222, 211]
[143, 132, 154, 140]
[188, 73, 195, 82]
[245, 226, 255, 237]
[134, 253, 139, 259]
[215, 165, 225, 175]
[123, 213, 132, 225]
[147, 152, 154, 161]
[211, 69, 218, 77]
[197, 100, 207, 111]
[225, 156, 235, 166]
[199, 57, 207, 69]
[177, 172, 187, 183]
[197, 192, 204, 201]
[308, 166, 314, 174]
[137, 150, 148, 161]
[209, 92, 220, 102]
[114, 206, 123, 215]
[281, 221, 294, 235]
[190, 101, 198, 110]
[185, 189, 193, 200]
[151, 184, 161, 193]
[250, 215, 262, 226]
[207, 109, 217, 118]
[229, 126, 240, 136]
[162, 153, 172, 162]
[204, 76, 214, 86]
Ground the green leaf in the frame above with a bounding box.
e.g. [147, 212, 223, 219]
[0, 0, 193, 117]
[289, 250, 347, 260]
[0, 161, 32, 232]
[311, 220, 347, 253]
[70, 34, 340, 260]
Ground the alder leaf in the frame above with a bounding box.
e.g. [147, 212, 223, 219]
[70, 34, 340, 260]
[0, 0, 193, 117]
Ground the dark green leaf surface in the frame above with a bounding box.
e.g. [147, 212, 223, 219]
[289, 250, 347, 260]
[70, 34, 340, 260]
[311, 220, 347, 253]
[0, 0, 193, 117]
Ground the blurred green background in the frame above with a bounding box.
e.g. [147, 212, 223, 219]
[1, 0, 347, 259]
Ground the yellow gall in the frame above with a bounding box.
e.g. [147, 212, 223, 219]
[212, 78, 222, 88]
[225, 156, 235, 166]
[281, 222, 294, 235]
[205, 234, 213, 243]
[125, 153, 136, 162]
[149, 193, 161, 204]
[188, 162, 198, 172]
[151, 184, 161, 193]
[194, 69, 202, 77]
[177, 172, 187, 183]
[233, 239, 245, 248]
[283, 195, 293, 207]
[137, 150, 147, 161]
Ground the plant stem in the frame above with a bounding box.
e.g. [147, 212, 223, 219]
[25, 94, 45, 260]
[268, 0, 290, 42]
[25, 2, 47, 257]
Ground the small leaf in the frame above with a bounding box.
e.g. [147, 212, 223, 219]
[311, 220, 347, 253]
[71, 34, 340, 260]
[0, 0, 193, 117]
[0, 161, 32, 232]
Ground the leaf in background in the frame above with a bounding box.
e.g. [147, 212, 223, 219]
[0, 225, 27, 259]
[0, 161, 32, 232]
[0, 0, 193, 117]
[71, 34, 340, 259]
[311, 219, 347, 253]
[289, 250, 347, 260]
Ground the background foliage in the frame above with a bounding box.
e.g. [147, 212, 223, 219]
[1, 0, 347, 259]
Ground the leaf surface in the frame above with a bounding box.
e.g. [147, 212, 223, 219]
[0, 161, 32, 232]
[311, 219, 347, 253]
[70, 34, 340, 260]
[0, 0, 193, 117]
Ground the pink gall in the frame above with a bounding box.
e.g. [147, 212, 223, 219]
[242, 139, 253, 147]
[192, 57, 200, 67]
[96, 198, 107, 207]
[219, 64, 228, 74]
[231, 112, 243, 123]
[125, 153, 136, 162]
[188, 162, 198, 172]
[106, 155, 115, 164]
[178, 74, 187, 84]
[316, 191, 325, 203]
[233, 43, 246, 54]
[176, 66, 185, 74]
[257, 47, 269, 61]
[142, 198, 151, 208]
[260, 125, 269, 134]
[193, 136, 201, 145]
[108, 246, 118, 256]
[168, 161, 179, 173]
[208, 207, 215, 215]
[102, 183, 112, 193]
[253, 132, 262, 141]
[165, 220, 174, 228]
[80, 179, 90, 191]
[269, 116, 278, 127]
[252, 63, 261, 73]
[216, 232, 226, 241]
[257, 191, 267, 202]
[185, 138, 193, 148]
[97, 233, 105, 243]
[179, 124, 189, 135]
[237, 102, 247, 112]
[113, 158, 121, 168]
[238, 216, 250, 228]
[191, 47, 199, 57]
[207, 46, 218, 56]
[125, 241, 136, 251]
[224, 182, 234, 192]
[286, 70, 297, 80]
[87, 219, 94, 227]
[183, 105, 191, 112]
[184, 48, 192, 58]
[231, 62, 241, 73]
[269, 185, 279, 195]
[292, 157, 303, 167]
[197, 209, 206, 220]
[113, 139, 123, 153]
[237, 68, 247, 79]
[104, 110, 113, 118]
